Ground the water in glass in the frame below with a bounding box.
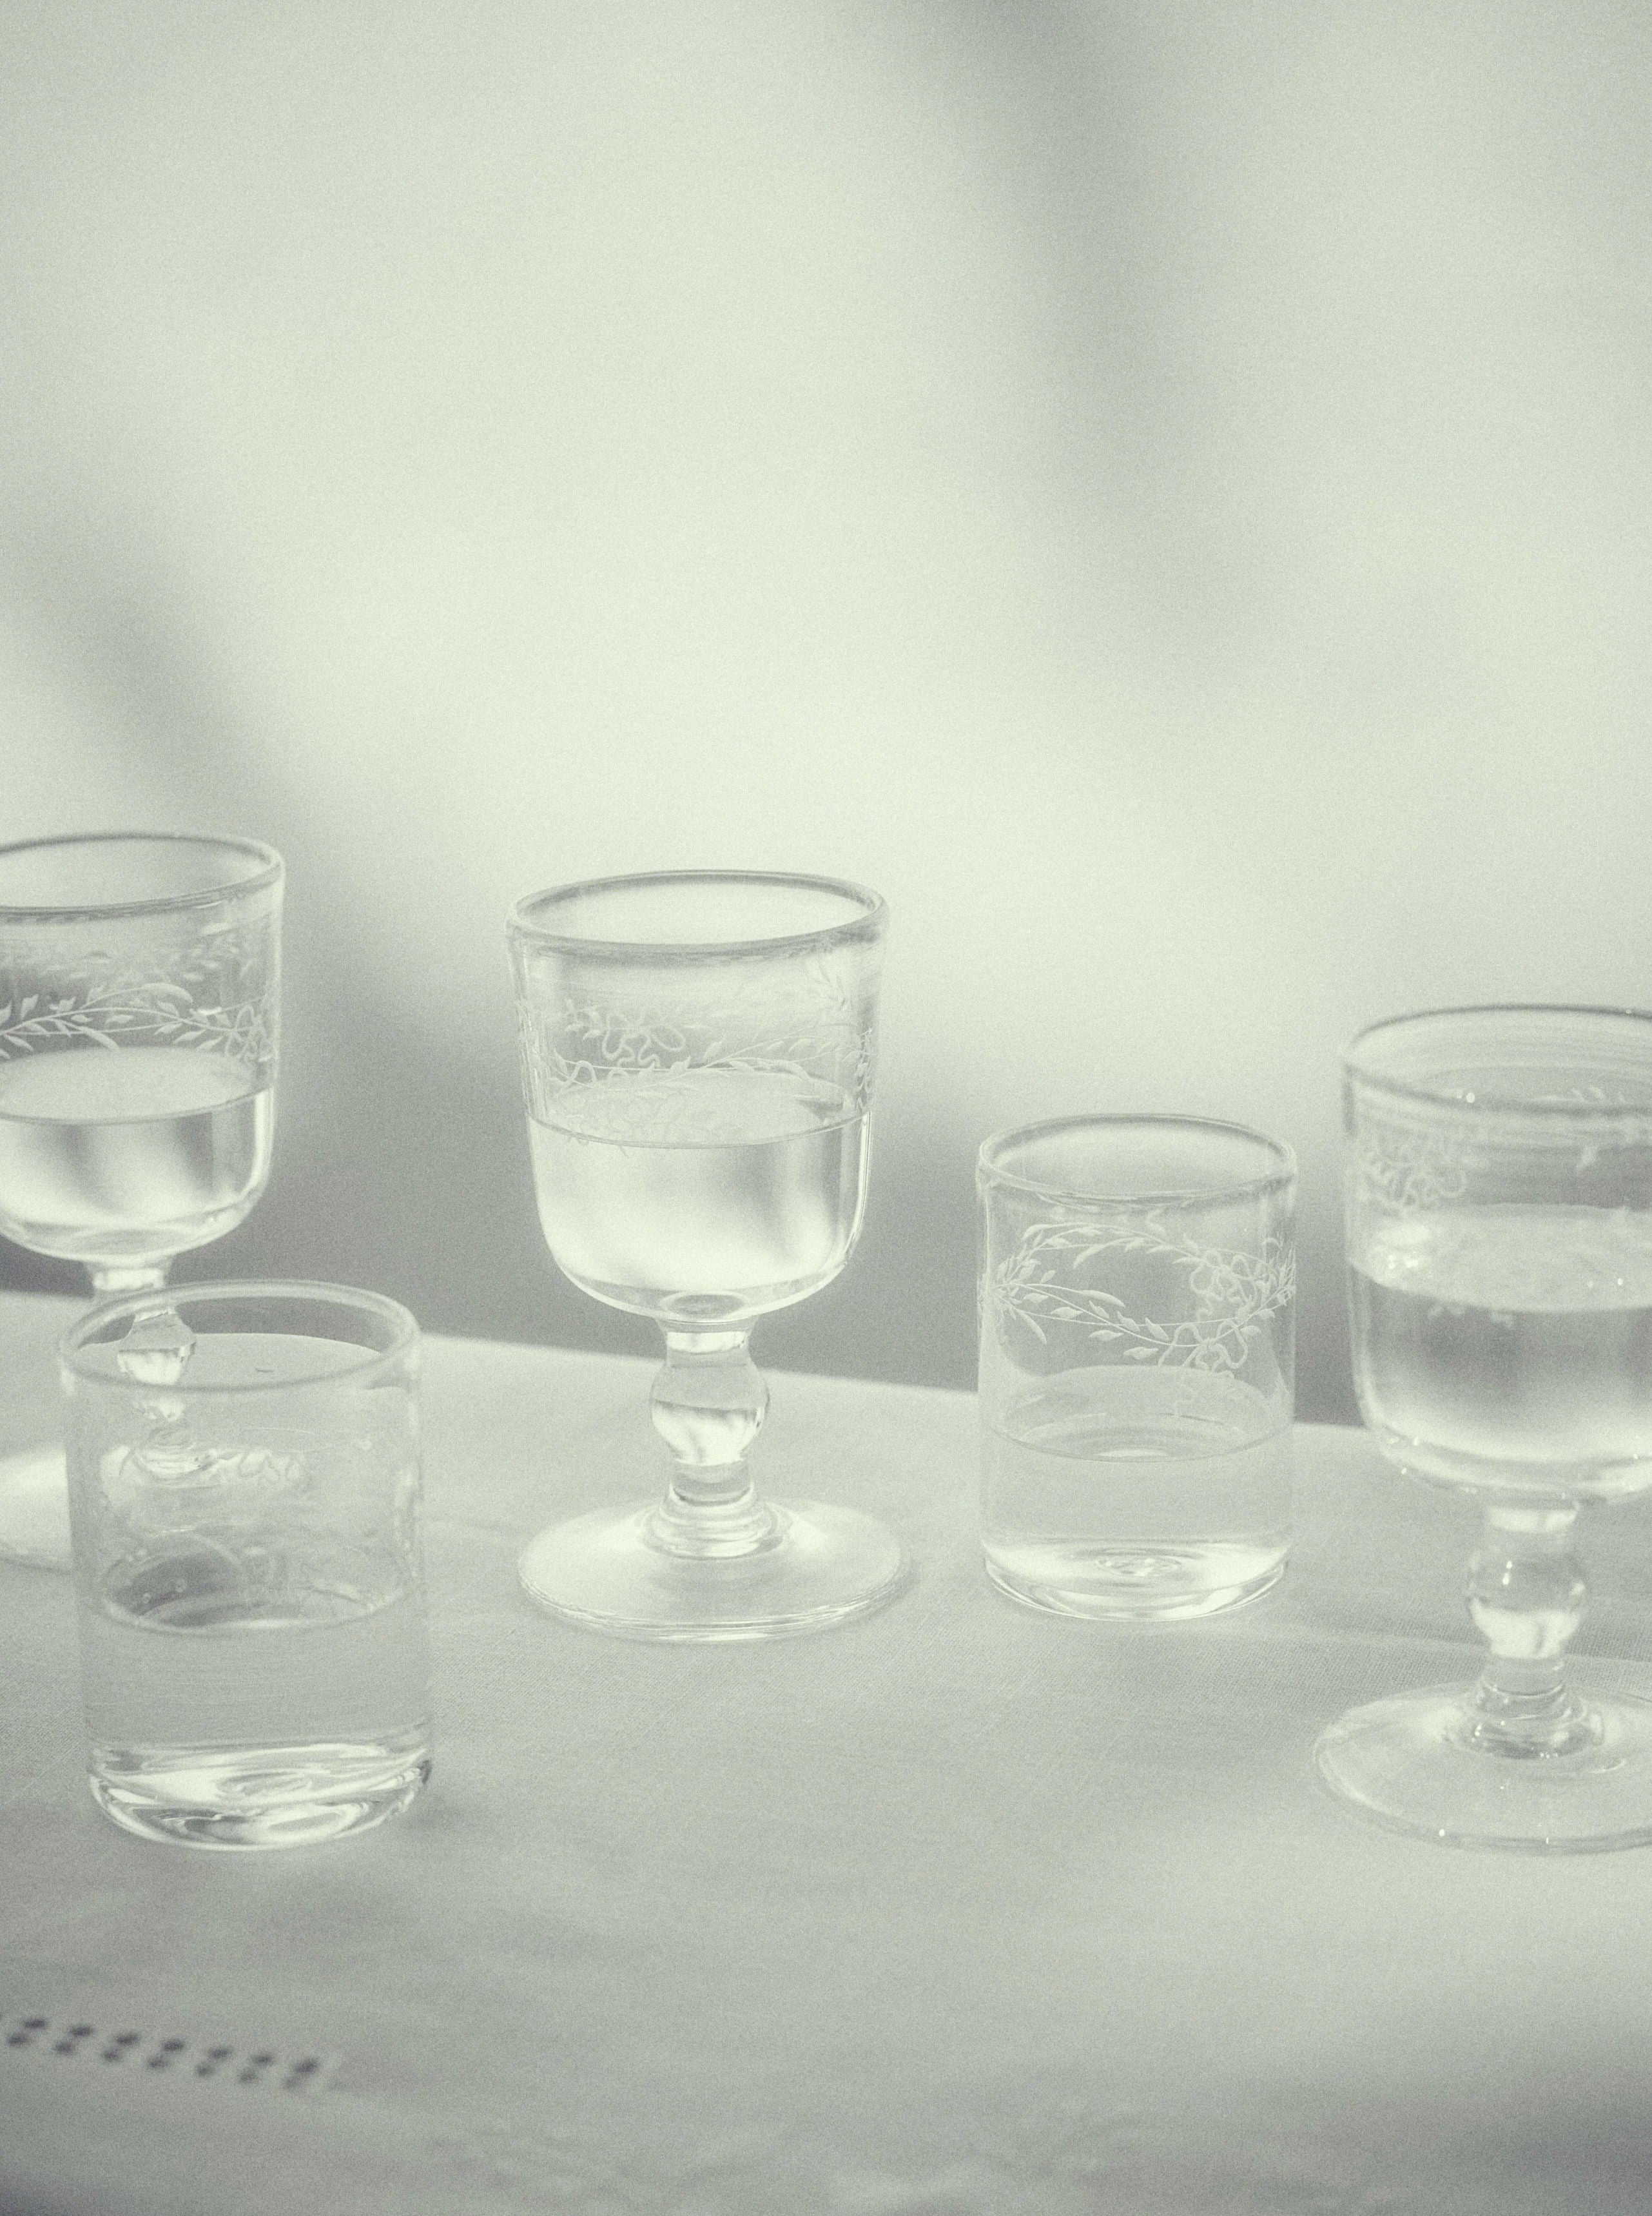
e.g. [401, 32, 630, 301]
[982, 1366, 1291, 1619]
[1351, 1204, 1652, 1499]
[529, 1066, 866, 1319]
[0, 1047, 271, 1263]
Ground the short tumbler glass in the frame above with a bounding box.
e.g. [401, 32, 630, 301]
[978, 1115, 1296, 1620]
[61, 1283, 432, 1850]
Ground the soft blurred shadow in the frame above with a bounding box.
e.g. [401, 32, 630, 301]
[3, 1, 1651, 1421]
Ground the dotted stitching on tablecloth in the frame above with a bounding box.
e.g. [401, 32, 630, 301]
[0, 2012, 333, 2093]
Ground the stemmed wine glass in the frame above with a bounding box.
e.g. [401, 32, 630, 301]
[508, 870, 909, 1640]
[1317, 1005, 1652, 1851]
[0, 833, 282, 1569]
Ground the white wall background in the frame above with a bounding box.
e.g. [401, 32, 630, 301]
[3, 0, 1650, 1419]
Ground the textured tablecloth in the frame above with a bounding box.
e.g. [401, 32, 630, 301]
[5, 1288, 1652, 2215]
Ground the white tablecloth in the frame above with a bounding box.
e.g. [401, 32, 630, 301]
[4, 1288, 1652, 2214]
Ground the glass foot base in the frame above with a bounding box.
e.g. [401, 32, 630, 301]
[90, 1735, 432, 1851]
[518, 1497, 911, 1642]
[1316, 1684, 1652, 1852]
[0, 1446, 72, 1571]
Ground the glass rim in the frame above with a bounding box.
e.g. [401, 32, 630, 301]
[506, 869, 888, 960]
[977, 1113, 1297, 1207]
[0, 832, 284, 922]
[60, 1280, 419, 1393]
[1344, 1003, 1652, 1118]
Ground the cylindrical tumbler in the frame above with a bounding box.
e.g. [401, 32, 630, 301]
[61, 1282, 432, 1848]
[978, 1116, 1296, 1620]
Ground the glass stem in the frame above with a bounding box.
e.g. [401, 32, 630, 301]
[646, 1328, 779, 1559]
[1463, 1500, 1593, 1757]
[86, 1259, 200, 1474]
[88, 1261, 171, 1298]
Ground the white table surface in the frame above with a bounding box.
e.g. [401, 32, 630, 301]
[5, 1288, 1652, 2215]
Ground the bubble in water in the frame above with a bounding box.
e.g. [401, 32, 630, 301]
[116, 1307, 197, 1390]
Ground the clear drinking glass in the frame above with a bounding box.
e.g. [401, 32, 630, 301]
[62, 1281, 432, 1850]
[1317, 1006, 1652, 1851]
[0, 834, 282, 1570]
[508, 870, 909, 1640]
[978, 1116, 1296, 1620]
